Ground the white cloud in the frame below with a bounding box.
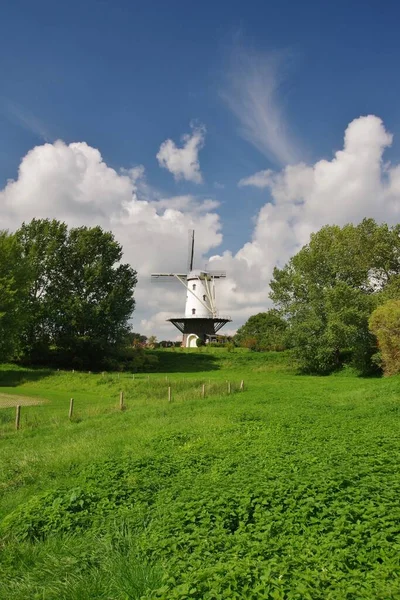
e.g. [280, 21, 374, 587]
[209, 115, 400, 327]
[157, 123, 205, 183]
[222, 47, 300, 166]
[0, 139, 222, 337]
[151, 195, 219, 213]
[2, 115, 400, 339]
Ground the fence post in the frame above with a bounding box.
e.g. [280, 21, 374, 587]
[15, 405, 21, 430]
[69, 398, 74, 420]
[120, 391, 124, 410]
[227, 381, 231, 394]
[202, 384, 205, 398]
[240, 380, 244, 392]
[168, 386, 171, 402]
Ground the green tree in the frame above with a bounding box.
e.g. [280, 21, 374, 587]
[235, 310, 288, 351]
[126, 332, 148, 347]
[269, 219, 400, 373]
[16, 219, 69, 358]
[0, 231, 30, 361]
[16, 219, 137, 368]
[369, 300, 400, 376]
[147, 336, 158, 349]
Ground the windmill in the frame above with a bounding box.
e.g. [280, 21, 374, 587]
[151, 230, 231, 347]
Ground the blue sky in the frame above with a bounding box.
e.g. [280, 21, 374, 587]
[1, 0, 400, 335]
[2, 0, 400, 252]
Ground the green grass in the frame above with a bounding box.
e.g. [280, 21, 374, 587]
[0, 349, 399, 599]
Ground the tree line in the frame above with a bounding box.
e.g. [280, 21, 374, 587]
[0, 219, 139, 370]
[235, 218, 400, 376]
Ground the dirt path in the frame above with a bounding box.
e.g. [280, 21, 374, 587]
[0, 393, 48, 408]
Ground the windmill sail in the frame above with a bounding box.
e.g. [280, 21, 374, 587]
[188, 229, 195, 272]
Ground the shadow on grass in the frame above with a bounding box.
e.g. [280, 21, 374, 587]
[0, 366, 54, 388]
[149, 350, 220, 372]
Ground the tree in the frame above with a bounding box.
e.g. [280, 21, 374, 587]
[235, 310, 288, 351]
[369, 300, 400, 376]
[16, 219, 69, 359]
[0, 231, 30, 361]
[126, 332, 147, 347]
[16, 219, 137, 367]
[269, 219, 400, 373]
[147, 336, 158, 349]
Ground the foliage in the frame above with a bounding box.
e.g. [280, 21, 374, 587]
[0, 231, 30, 361]
[369, 299, 400, 376]
[0, 352, 400, 598]
[235, 310, 288, 351]
[15, 219, 137, 369]
[196, 338, 205, 347]
[147, 335, 158, 349]
[126, 331, 148, 347]
[270, 219, 400, 373]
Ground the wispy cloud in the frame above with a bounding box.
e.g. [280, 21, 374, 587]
[2, 100, 52, 141]
[221, 47, 300, 166]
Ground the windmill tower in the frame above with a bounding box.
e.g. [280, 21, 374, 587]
[152, 230, 231, 347]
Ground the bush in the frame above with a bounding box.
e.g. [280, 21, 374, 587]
[369, 300, 400, 376]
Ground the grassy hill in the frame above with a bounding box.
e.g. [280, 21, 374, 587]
[0, 349, 399, 599]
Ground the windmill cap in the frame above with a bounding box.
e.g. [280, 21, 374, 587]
[187, 269, 208, 278]
[187, 269, 226, 279]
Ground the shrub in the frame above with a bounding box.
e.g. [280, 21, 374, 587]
[369, 300, 400, 376]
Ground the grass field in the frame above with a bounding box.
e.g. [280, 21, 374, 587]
[0, 348, 399, 599]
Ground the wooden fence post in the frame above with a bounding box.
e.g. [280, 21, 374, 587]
[15, 405, 21, 430]
[120, 391, 124, 410]
[168, 386, 171, 402]
[202, 384, 205, 398]
[227, 382, 231, 394]
[69, 398, 74, 420]
[240, 380, 244, 391]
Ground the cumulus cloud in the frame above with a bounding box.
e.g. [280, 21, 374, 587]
[0, 139, 221, 337]
[221, 47, 300, 166]
[2, 115, 400, 339]
[157, 123, 205, 183]
[209, 115, 400, 326]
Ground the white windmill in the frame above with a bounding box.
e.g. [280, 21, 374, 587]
[151, 230, 231, 347]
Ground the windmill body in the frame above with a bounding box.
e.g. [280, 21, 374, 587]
[152, 232, 231, 347]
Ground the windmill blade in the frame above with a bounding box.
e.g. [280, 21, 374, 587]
[187, 229, 195, 272]
[151, 273, 187, 280]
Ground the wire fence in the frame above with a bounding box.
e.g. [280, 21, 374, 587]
[0, 375, 245, 432]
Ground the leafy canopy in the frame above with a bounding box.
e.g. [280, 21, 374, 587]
[269, 219, 400, 373]
[16, 218, 138, 368]
[0, 231, 30, 361]
[235, 310, 288, 351]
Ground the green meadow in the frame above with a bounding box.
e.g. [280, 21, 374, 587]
[0, 349, 399, 599]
